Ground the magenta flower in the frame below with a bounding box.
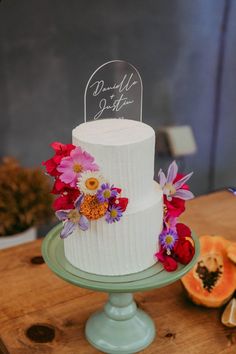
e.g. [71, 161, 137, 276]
[97, 183, 118, 203]
[164, 216, 178, 230]
[55, 195, 89, 238]
[105, 205, 123, 223]
[158, 161, 194, 201]
[57, 146, 99, 187]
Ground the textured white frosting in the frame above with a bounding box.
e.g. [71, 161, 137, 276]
[72, 119, 156, 210]
[64, 119, 163, 275]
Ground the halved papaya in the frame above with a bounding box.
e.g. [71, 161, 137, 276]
[181, 236, 236, 308]
[227, 243, 236, 264]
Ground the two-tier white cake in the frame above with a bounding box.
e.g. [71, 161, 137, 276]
[63, 118, 163, 275]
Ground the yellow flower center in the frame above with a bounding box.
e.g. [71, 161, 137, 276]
[68, 209, 81, 223]
[165, 183, 176, 196]
[165, 235, 173, 245]
[85, 177, 99, 191]
[73, 163, 83, 173]
[103, 190, 111, 199]
[110, 209, 118, 218]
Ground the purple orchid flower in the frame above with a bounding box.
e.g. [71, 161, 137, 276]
[55, 194, 89, 238]
[158, 161, 194, 201]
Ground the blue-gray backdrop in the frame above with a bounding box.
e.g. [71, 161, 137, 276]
[0, 0, 235, 196]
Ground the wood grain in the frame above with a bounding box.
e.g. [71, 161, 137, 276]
[0, 190, 236, 353]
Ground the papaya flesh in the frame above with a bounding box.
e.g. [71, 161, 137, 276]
[181, 236, 236, 308]
[227, 243, 236, 264]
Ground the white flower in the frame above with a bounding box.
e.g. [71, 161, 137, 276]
[77, 171, 105, 195]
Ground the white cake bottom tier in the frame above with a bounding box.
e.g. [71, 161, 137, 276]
[64, 197, 163, 276]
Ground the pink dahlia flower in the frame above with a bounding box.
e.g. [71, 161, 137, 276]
[57, 146, 99, 187]
[158, 161, 194, 201]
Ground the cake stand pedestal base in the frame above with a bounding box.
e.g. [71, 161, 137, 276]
[85, 293, 155, 354]
[42, 224, 200, 354]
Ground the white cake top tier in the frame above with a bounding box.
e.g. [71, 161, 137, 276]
[73, 119, 154, 145]
[72, 119, 156, 208]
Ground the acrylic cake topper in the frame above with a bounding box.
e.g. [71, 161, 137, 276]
[84, 60, 143, 122]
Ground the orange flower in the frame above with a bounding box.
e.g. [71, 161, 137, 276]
[80, 195, 108, 220]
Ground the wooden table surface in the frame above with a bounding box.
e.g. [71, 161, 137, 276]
[1, 190, 236, 354]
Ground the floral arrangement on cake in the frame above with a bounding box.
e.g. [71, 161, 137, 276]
[43, 142, 129, 238]
[155, 161, 195, 272]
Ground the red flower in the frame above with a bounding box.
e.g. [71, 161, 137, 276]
[173, 173, 190, 190]
[163, 256, 178, 272]
[43, 157, 59, 177]
[53, 189, 80, 211]
[113, 187, 122, 194]
[110, 188, 129, 212]
[155, 247, 178, 272]
[164, 195, 185, 218]
[163, 173, 191, 219]
[110, 197, 129, 212]
[42, 142, 75, 177]
[176, 223, 192, 239]
[174, 238, 195, 265]
[155, 246, 166, 263]
[51, 178, 73, 195]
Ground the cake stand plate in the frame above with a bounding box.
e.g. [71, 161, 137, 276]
[42, 224, 200, 354]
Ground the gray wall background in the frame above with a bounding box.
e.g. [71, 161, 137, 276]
[0, 0, 235, 196]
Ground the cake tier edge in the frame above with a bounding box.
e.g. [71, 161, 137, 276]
[64, 193, 163, 276]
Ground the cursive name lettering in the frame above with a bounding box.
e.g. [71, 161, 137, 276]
[89, 73, 137, 97]
[94, 94, 134, 120]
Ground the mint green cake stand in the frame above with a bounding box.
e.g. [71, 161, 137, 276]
[42, 224, 200, 354]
